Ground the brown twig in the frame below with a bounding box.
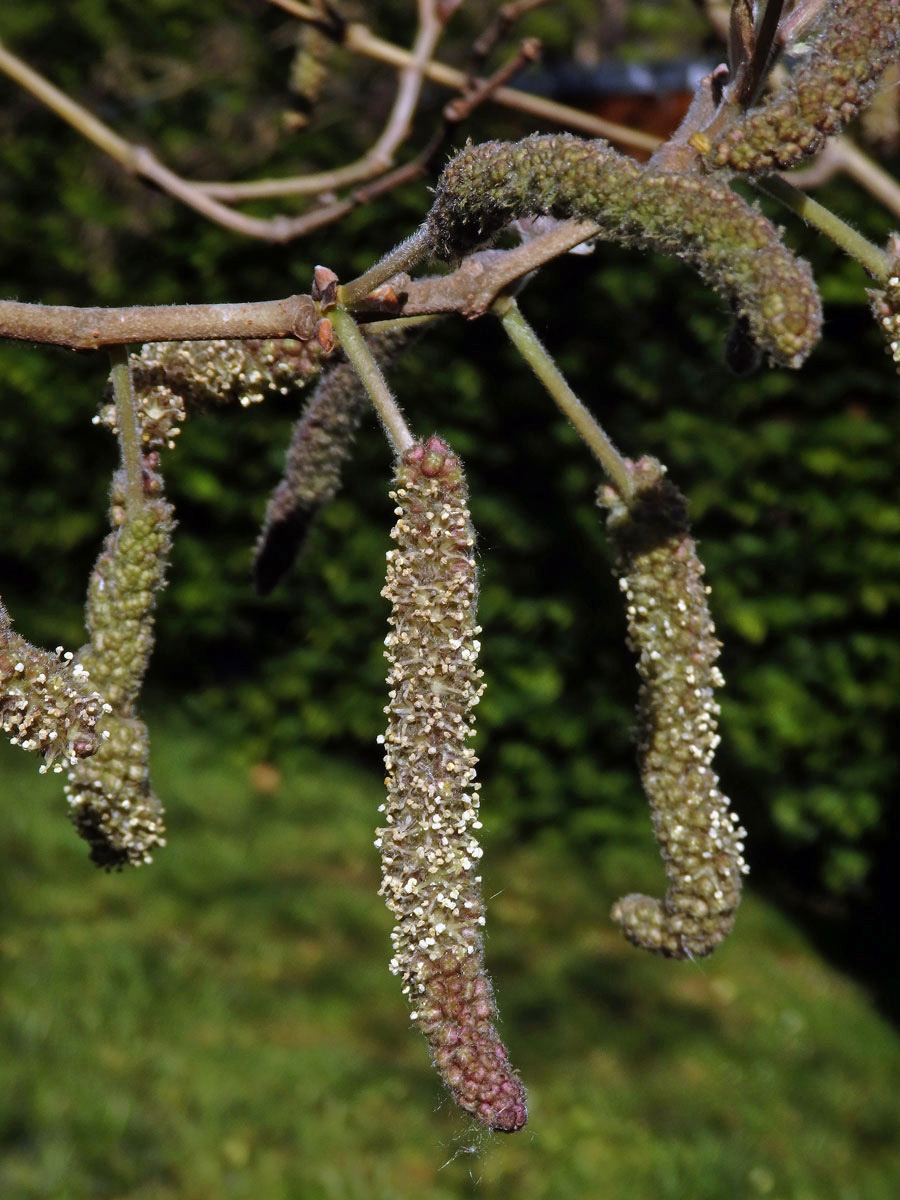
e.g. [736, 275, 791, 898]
[470, 0, 549, 67]
[0, 36, 358, 242]
[0, 217, 606, 351]
[444, 37, 542, 124]
[204, 0, 447, 201]
[0, 296, 318, 351]
[0, 13, 659, 247]
[340, 22, 660, 153]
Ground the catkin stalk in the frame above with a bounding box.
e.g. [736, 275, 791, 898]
[380, 436, 527, 1132]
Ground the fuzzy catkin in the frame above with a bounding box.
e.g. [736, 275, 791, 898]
[380, 437, 527, 1132]
[869, 267, 900, 372]
[426, 134, 821, 368]
[600, 458, 747, 959]
[1, 602, 107, 772]
[65, 465, 174, 868]
[706, 0, 900, 174]
[254, 327, 417, 595]
[94, 338, 327, 451]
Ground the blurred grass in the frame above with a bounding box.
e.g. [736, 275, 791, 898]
[1, 708, 899, 1200]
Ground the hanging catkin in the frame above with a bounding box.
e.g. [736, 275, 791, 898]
[600, 457, 747, 959]
[380, 436, 527, 1132]
[65, 462, 174, 868]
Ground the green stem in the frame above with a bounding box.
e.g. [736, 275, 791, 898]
[339, 227, 432, 309]
[759, 174, 890, 281]
[108, 345, 144, 514]
[330, 307, 414, 454]
[495, 298, 634, 504]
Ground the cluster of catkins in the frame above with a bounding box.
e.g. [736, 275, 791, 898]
[3, 357, 177, 866]
[7, 0, 900, 1132]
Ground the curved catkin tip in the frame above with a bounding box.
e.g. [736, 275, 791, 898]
[0, 602, 106, 772]
[66, 715, 165, 869]
[707, 0, 900, 174]
[66, 462, 174, 868]
[379, 436, 527, 1132]
[426, 134, 820, 367]
[599, 457, 747, 959]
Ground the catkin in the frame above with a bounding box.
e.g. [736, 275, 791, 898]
[600, 457, 747, 959]
[380, 437, 527, 1132]
[65, 464, 174, 868]
[94, 338, 326, 451]
[254, 327, 417, 595]
[706, 0, 900, 174]
[1, 602, 107, 772]
[869, 254, 900, 373]
[426, 134, 821, 368]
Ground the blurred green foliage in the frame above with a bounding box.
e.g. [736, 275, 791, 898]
[1, 0, 900, 928]
[2, 724, 900, 1198]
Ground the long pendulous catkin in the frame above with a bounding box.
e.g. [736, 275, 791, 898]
[253, 326, 418, 596]
[379, 436, 527, 1132]
[600, 457, 747, 959]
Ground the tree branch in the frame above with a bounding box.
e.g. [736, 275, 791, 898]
[0, 296, 318, 351]
[0, 218, 606, 351]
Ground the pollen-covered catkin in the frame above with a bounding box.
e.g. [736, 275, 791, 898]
[869, 254, 900, 372]
[1, 602, 106, 772]
[380, 437, 527, 1132]
[426, 134, 821, 368]
[65, 464, 174, 868]
[706, 0, 900, 174]
[600, 457, 747, 959]
[94, 338, 326, 451]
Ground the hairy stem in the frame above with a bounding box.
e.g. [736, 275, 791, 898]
[339, 227, 432, 309]
[108, 346, 145, 516]
[495, 298, 634, 503]
[759, 175, 889, 280]
[329, 308, 413, 453]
